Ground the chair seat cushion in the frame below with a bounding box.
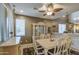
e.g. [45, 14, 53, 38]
[48, 48, 54, 53]
[37, 46, 42, 48]
[38, 48, 44, 53]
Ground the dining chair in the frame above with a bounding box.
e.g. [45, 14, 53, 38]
[47, 39, 61, 55]
[40, 34, 45, 39]
[32, 36, 45, 55]
[45, 34, 51, 39]
[56, 39, 64, 55]
[47, 36, 71, 55]
[61, 39, 68, 55]
[61, 36, 72, 55]
[55, 39, 65, 55]
[66, 36, 72, 54]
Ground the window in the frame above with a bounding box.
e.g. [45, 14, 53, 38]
[59, 24, 66, 33]
[16, 19, 25, 36]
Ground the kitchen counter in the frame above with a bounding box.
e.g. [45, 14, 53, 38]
[0, 37, 21, 55]
[0, 37, 21, 47]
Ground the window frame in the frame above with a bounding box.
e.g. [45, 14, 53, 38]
[15, 18, 26, 36]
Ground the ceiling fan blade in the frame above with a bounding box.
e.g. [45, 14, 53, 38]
[53, 8, 63, 12]
[43, 14, 47, 16]
[51, 13, 55, 16]
[38, 10, 45, 12]
[47, 3, 53, 8]
[34, 8, 45, 12]
[33, 8, 38, 10]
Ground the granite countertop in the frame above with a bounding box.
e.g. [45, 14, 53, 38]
[0, 37, 21, 47]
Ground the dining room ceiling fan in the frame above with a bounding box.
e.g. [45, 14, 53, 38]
[33, 3, 63, 16]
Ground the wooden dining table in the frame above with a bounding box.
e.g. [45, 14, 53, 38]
[36, 39, 58, 55]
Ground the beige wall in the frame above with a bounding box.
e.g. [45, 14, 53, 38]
[15, 14, 56, 42]
[55, 17, 67, 24]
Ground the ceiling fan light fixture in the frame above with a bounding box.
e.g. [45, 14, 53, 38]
[46, 4, 53, 12]
[47, 7, 53, 12]
[20, 10, 24, 13]
[47, 11, 53, 15]
[34, 3, 63, 16]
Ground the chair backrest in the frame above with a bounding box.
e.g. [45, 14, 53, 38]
[55, 39, 63, 55]
[60, 36, 72, 55]
[32, 36, 40, 47]
[49, 40, 58, 55]
[54, 36, 68, 55]
[45, 34, 51, 39]
[66, 36, 72, 49]
[32, 36, 40, 42]
[40, 34, 45, 39]
[32, 36, 40, 53]
[49, 39, 63, 55]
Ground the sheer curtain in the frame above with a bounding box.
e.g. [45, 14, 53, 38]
[0, 4, 6, 42]
[0, 4, 14, 42]
[0, 23, 1, 42]
[6, 11, 14, 38]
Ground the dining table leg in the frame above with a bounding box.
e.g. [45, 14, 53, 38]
[44, 48, 48, 55]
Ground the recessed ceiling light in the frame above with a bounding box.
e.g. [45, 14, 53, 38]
[20, 10, 24, 13]
[62, 15, 66, 17]
[77, 17, 79, 19]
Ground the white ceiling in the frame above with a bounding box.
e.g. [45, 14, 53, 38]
[10, 3, 79, 19]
